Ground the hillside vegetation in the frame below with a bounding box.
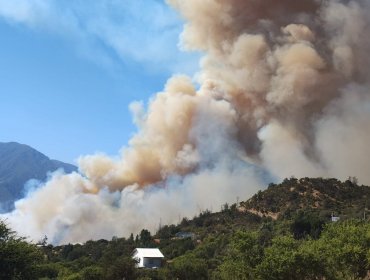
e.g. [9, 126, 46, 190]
[242, 177, 369, 220]
[1, 177, 369, 280]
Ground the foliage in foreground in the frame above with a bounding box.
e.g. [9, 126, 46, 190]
[2, 218, 368, 280]
[215, 220, 370, 280]
[0, 220, 43, 280]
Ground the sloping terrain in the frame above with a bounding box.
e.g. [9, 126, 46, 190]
[29, 177, 370, 279]
[241, 177, 370, 220]
[0, 142, 77, 212]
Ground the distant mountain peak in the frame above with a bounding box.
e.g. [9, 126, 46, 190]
[0, 142, 77, 212]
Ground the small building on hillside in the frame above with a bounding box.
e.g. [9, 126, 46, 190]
[331, 215, 340, 222]
[174, 232, 195, 239]
[132, 248, 164, 268]
[331, 212, 340, 222]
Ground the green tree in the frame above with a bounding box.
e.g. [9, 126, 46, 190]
[256, 235, 300, 280]
[139, 229, 152, 247]
[255, 220, 370, 280]
[0, 220, 44, 280]
[80, 265, 104, 280]
[217, 231, 262, 280]
[104, 256, 138, 280]
[37, 262, 62, 279]
[290, 211, 325, 239]
[166, 254, 208, 280]
[315, 220, 370, 279]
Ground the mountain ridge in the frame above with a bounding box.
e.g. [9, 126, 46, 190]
[0, 142, 77, 212]
[240, 177, 370, 220]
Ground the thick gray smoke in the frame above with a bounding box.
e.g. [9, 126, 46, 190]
[2, 0, 370, 244]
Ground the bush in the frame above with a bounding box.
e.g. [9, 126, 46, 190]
[0, 220, 44, 280]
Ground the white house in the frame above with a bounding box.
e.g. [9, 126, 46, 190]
[132, 248, 164, 268]
[331, 213, 340, 222]
[331, 216, 340, 222]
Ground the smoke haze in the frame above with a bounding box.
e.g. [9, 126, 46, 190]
[2, 0, 370, 244]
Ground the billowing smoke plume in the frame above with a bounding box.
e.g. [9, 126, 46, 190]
[3, 0, 370, 244]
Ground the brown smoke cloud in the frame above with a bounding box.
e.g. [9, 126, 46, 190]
[2, 0, 370, 244]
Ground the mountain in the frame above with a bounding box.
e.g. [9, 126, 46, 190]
[0, 142, 77, 212]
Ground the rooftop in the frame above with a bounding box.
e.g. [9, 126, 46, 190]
[133, 248, 164, 258]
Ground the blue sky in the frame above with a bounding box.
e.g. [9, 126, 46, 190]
[0, 0, 200, 164]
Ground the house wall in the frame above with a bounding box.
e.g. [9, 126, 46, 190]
[143, 257, 162, 268]
[133, 252, 144, 267]
[132, 250, 164, 268]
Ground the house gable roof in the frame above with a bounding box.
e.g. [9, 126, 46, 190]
[133, 248, 164, 258]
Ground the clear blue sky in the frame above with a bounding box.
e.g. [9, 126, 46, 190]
[0, 0, 199, 164]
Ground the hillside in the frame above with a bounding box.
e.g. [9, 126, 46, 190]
[241, 177, 370, 220]
[16, 177, 369, 280]
[148, 177, 369, 243]
[0, 142, 77, 212]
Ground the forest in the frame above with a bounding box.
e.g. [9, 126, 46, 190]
[1, 177, 369, 280]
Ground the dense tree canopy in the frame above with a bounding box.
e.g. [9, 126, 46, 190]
[0, 220, 43, 280]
